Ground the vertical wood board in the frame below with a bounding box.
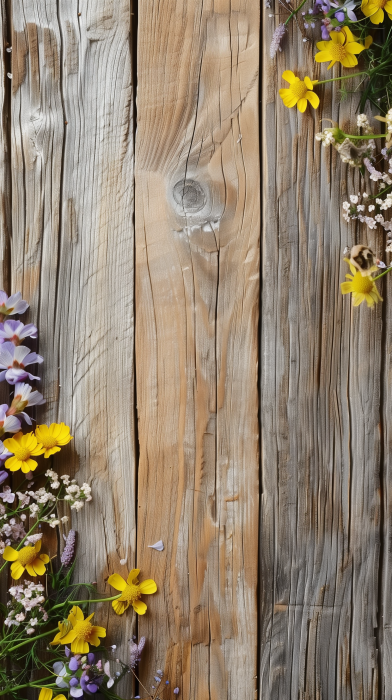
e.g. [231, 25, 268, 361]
[135, 1, 260, 698]
[260, 13, 383, 700]
[10, 0, 135, 687]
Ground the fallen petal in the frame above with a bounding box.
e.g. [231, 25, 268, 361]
[148, 540, 164, 551]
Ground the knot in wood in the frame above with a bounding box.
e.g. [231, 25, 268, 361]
[173, 179, 206, 214]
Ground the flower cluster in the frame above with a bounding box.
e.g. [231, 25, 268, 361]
[54, 650, 107, 697]
[4, 580, 48, 633]
[342, 191, 392, 237]
[63, 479, 92, 510]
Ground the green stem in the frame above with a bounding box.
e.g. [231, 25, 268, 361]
[343, 133, 388, 140]
[0, 677, 56, 697]
[4, 627, 57, 653]
[374, 267, 392, 281]
[284, 0, 308, 25]
[50, 592, 122, 611]
[315, 70, 367, 85]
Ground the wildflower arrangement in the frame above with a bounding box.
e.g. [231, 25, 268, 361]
[0, 291, 176, 700]
[269, 0, 392, 308]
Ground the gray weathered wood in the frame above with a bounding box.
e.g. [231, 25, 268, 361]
[10, 0, 135, 688]
[135, 1, 260, 697]
[260, 13, 383, 700]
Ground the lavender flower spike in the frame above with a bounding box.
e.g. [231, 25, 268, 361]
[270, 23, 286, 59]
[129, 636, 146, 668]
[61, 529, 76, 567]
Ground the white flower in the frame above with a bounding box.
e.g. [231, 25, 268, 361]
[0, 343, 43, 385]
[0, 403, 21, 437]
[8, 383, 45, 424]
[26, 627, 35, 634]
[0, 292, 29, 317]
[29, 503, 39, 517]
[350, 195, 358, 204]
[0, 486, 15, 503]
[15, 612, 25, 622]
[61, 516, 69, 523]
[0, 321, 37, 345]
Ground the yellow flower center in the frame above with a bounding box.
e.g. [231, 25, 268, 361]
[352, 273, 374, 294]
[121, 583, 141, 604]
[13, 445, 31, 461]
[17, 546, 37, 566]
[39, 434, 58, 449]
[329, 43, 347, 60]
[290, 80, 308, 99]
[73, 620, 94, 641]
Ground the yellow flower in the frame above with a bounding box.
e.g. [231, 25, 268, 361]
[51, 605, 106, 653]
[3, 539, 50, 579]
[35, 422, 73, 458]
[341, 258, 382, 307]
[315, 29, 365, 69]
[108, 568, 157, 615]
[39, 690, 67, 700]
[362, 0, 392, 22]
[279, 71, 320, 112]
[3, 431, 45, 473]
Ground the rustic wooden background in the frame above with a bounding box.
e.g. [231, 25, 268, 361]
[1, 0, 390, 698]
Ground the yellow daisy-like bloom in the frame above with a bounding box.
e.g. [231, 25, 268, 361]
[279, 71, 320, 112]
[35, 422, 73, 458]
[315, 30, 365, 69]
[3, 539, 50, 579]
[3, 431, 45, 473]
[108, 569, 157, 615]
[362, 0, 392, 22]
[341, 258, 382, 307]
[39, 689, 67, 700]
[51, 605, 106, 654]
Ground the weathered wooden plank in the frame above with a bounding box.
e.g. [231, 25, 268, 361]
[10, 0, 135, 685]
[135, 2, 260, 698]
[260, 13, 383, 700]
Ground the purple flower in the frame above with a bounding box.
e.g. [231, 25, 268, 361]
[69, 677, 79, 687]
[0, 404, 21, 437]
[0, 470, 8, 485]
[0, 320, 37, 345]
[269, 23, 287, 58]
[174, 689, 180, 695]
[129, 636, 146, 668]
[69, 656, 79, 672]
[61, 529, 76, 567]
[88, 653, 95, 664]
[65, 646, 71, 657]
[334, 9, 345, 19]
[0, 291, 29, 318]
[0, 342, 43, 384]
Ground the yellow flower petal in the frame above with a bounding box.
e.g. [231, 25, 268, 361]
[108, 573, 127, 592]
[40, 553, 50, 563]
[3, 546, 18, 561]
[139, 579, 158, 595]
[38, 690, 53, 700]
[112, 599, 128, 615]
[25, 563, 37, 577]
[5, 456, 21, 471]
[10, 561, 25, 579]
[32, 558, 46, 576]
[127, 568, 140, 586]
[297, 97, 308, 112]
[282, 70, 297, 84]
[306, 91, 319, 109]
[345, 41, 365, 54]
[71, 638, 89, 654]
[132, 599, 147, 615]
[304, 76, 313, 90]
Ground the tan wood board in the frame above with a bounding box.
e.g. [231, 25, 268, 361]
[135, 1, 260, 698]
[9, 0, 136, 691]
[260, 13, 384, 700]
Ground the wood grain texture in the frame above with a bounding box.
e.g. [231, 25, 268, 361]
[260, 13, 384, 700]
[135, 2, 260, 698]
[10, 0, 135, 686]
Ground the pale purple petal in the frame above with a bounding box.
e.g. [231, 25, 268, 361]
[69, 677, 79, 687]
[3, 415, 21, 433]
[69, 657, 79, 672]
[20, 351, 43, 367]
[70, 689, 83, 698]
[13, 346, 33, 364]
[65, 646, 71, 657]
[0, 471, 8, 485]
[347, 8, 357, 18]
[0, 343, 15, 368]
[334, 10, 344, 19]
[87, 684, 98, 693]
[53, 661, 65, 674]
[18, 411, 32, 425]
